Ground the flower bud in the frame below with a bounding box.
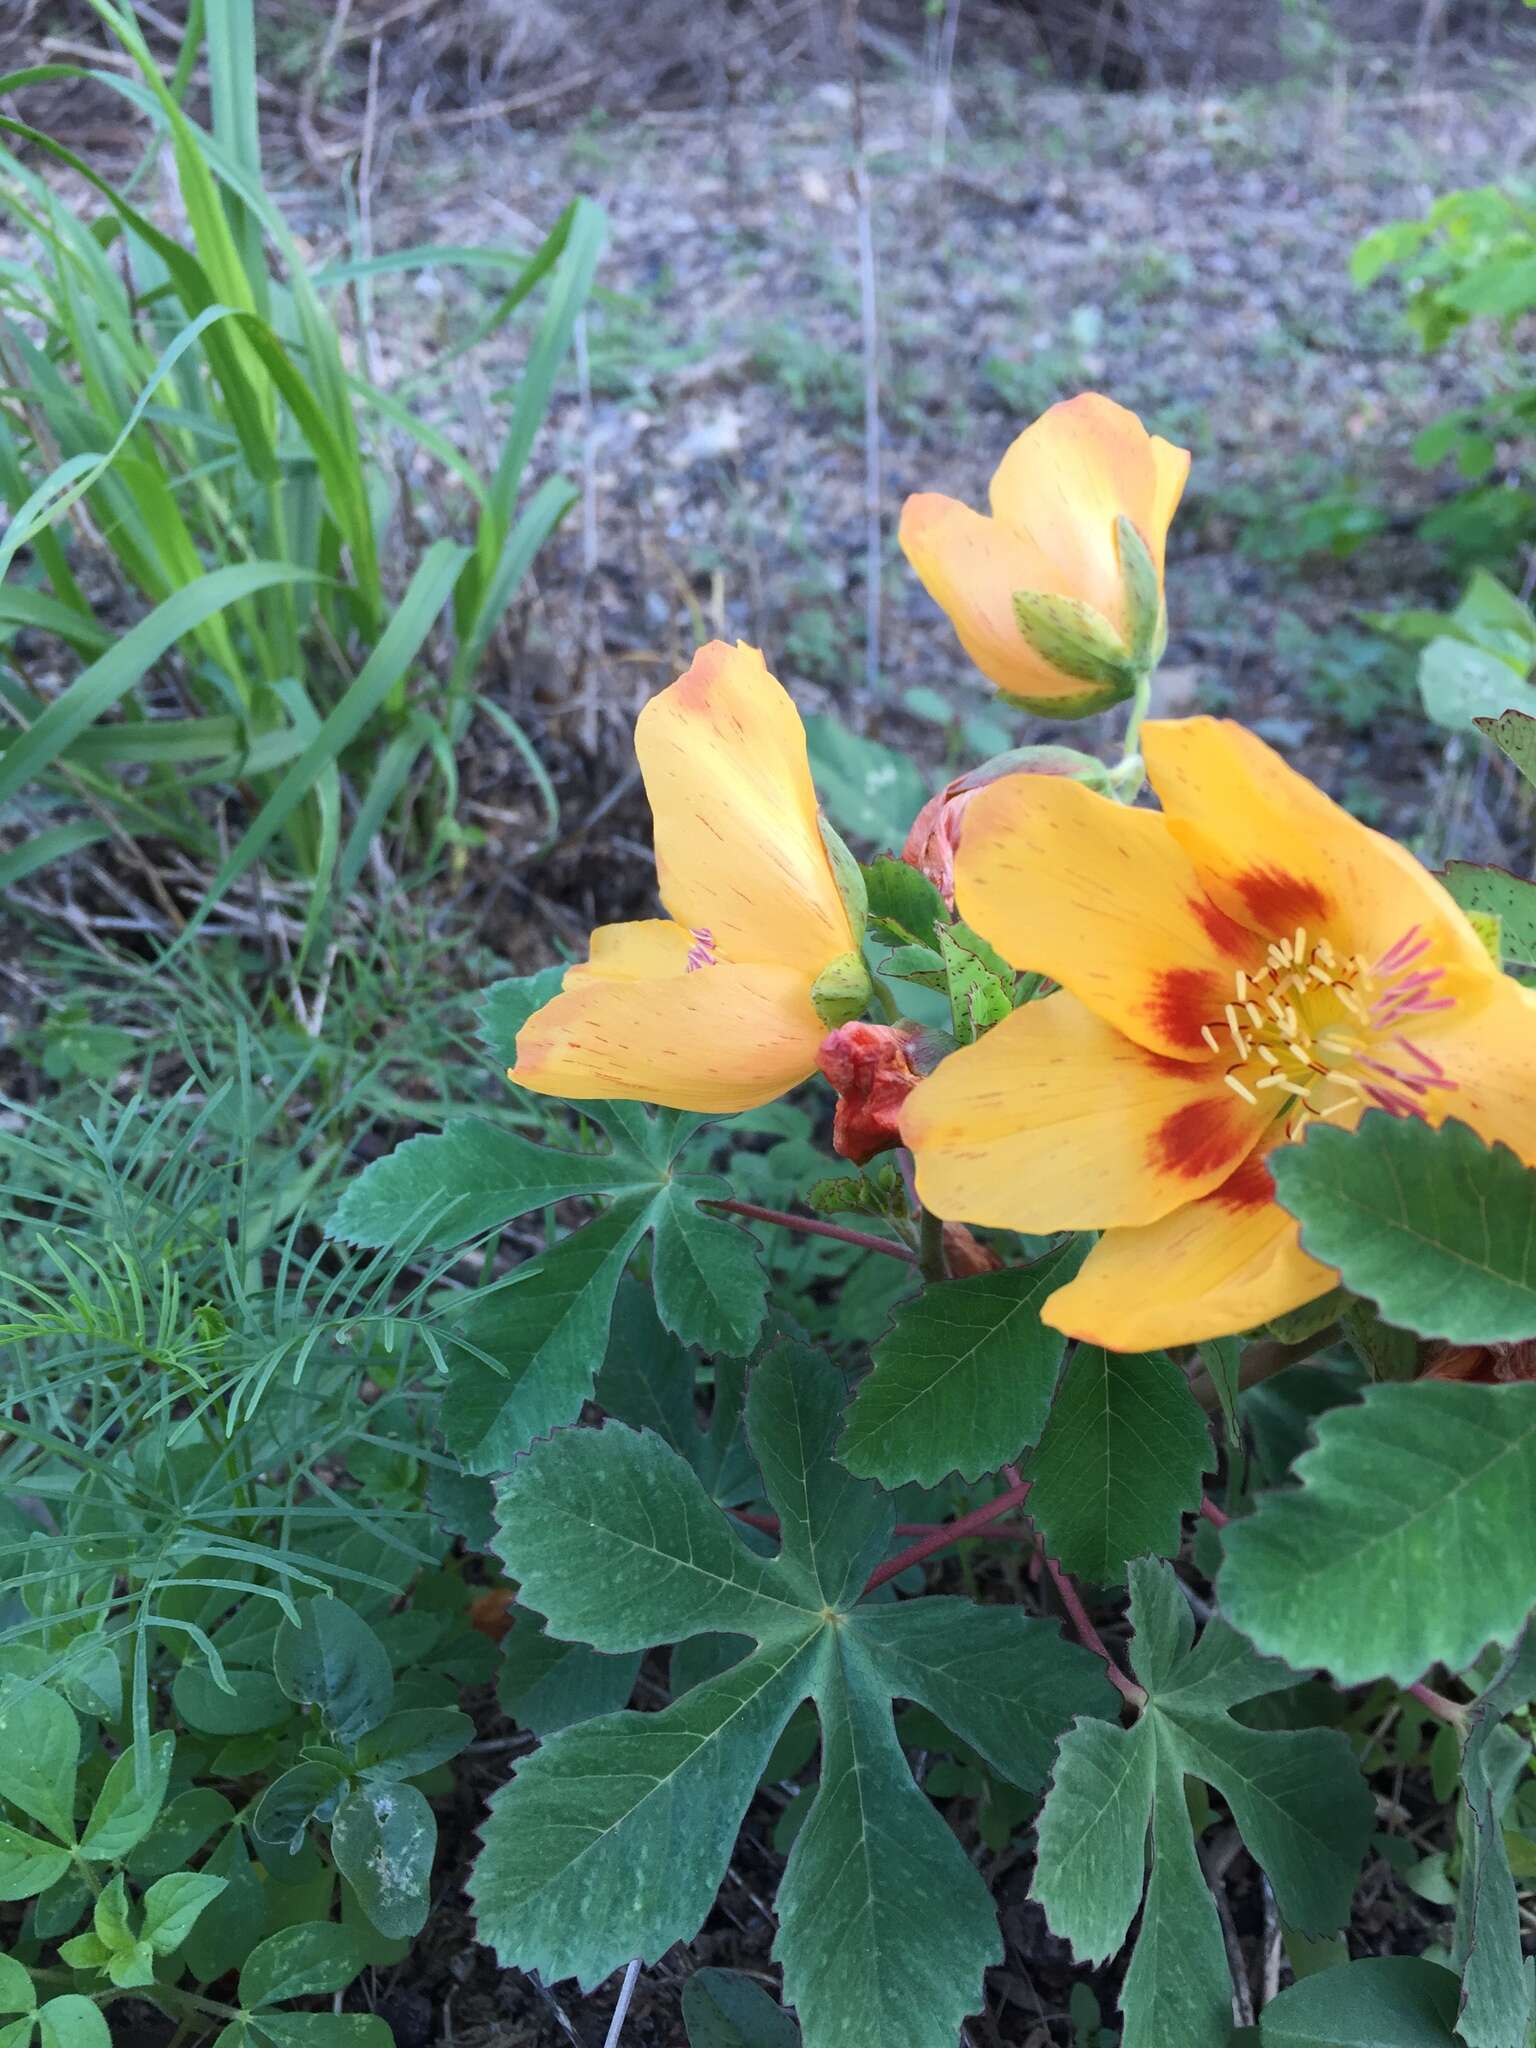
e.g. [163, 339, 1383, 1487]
[902, 746, 1109, 909]
[1420, 1339, 1536, 1384]
[810, 949, 874, 1029]
[818, 1020, 937, 1165]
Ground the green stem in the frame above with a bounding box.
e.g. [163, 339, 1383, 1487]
[917, 1206, 948, 1285]
[1121, 666, 1153, 760]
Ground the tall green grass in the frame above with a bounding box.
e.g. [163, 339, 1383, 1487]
[0, 0, 601, 955]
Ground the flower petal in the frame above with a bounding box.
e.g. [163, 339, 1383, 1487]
[1042, 1147, 1337, 1350]
[902, 990, 1268, 1230]
[562, 920, 694, 985]
[513, 960, 825, 1113]
[953, 772, 1257, 1059]
[898, 493, 1103, 704]
[1143, 718, 1495, 986]
[988, 394, 1189, 632]
[636, 641, 852, 981]
[1414, 971, 1536, 1166]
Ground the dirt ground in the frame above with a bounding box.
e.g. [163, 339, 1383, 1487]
[312, 54, 1536, 977]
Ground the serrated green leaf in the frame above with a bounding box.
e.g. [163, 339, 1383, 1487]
[1419, 635, 1536, 732]
[1339, 1300, 1420, 1381]
[250, 2020, 392, 2048]
[439, 1197, 654, 1472]
[773, 1635, 1001, 2048]
[862, 857, 946, 946]
[651, 1183, 768, 1356]
[1257, 1956, 1460, 2044]
[1025, 1347, 1213, 1582]
[0, 1682, 78, 1844]
[595, 1278, 701, 1452]
[682, 1967, 800, 2048]
[330, 1782, 434, 1939]
[1271, 1116, 1536, 1344]
[936, 923, 1013, 1043]
[172, 1663, 292, 1736]
[78, 1732, 174, 1862]
[840, 1243, 1084, 1487]
[1033, 1561, 1372, 2046]
[1219, 1382, 1536, 1684]
[472, 1344, 1098, 2043]
[471, 1634, 818, 1986]
[273, 1599, 393, 1745]
[328, 1115, 658, 1250]
[853, 1598, 1112, 1795]
[1443, 861, 1536, 965]
[497, 1614, 642, 1737]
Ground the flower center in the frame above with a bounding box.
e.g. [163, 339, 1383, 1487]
[1205, 922, 1458, 1133]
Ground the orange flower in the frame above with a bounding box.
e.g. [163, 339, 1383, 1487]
[899, 393, 1189, 714]
[512, 642, 862, 1114]
[903, 746, 1107, 909]
[901, 718, 1536, 1350]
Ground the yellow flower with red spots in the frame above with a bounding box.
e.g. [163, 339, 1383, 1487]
[512, 641, 861, 1115]
[899, 393, 1189, 714]
[901, 717, 1536, 1350]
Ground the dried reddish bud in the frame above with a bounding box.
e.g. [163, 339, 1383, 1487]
[1420, 1340, 1536, 1385]
[902, 747, 1106, 909]
[818, 1020, 930, 1165]
[942, 1222, 1003, 1277]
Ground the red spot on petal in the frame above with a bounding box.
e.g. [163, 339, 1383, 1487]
[1188, 892, 1254, 957]
[1211, 1150, 1275, 1212]
[1232, 867, 1330, 930]
[1146, 967, 1223, 1053]
[1151, 1096, 1246, 1181]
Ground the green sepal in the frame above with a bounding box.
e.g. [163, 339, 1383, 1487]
[810, 950, 873, 1029]
[818, 816, 868, 932]
[1115, 514, 1167, 670]
[1010, 588, 1141, 698]
[995, 673, 1137, 720]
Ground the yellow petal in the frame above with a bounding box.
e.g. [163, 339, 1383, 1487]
[513, 959, 825, 1114]
[562, 920, 694, 986]
[953, 772, 1258, 1060]
[1414, 971, 1536, 1165]
[903, 990, 1269, 1231]
[636, 641, 852, 982]
[898, 493, 1099, 704]
[988, 394, 1190, 634]
[1143, 718, 1495, 987]
[1043, 1147, 1337, 1350]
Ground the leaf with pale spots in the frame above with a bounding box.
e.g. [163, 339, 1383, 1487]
[1032, 1560, 1373, 2048]
[470, 1344, 1113, 2045]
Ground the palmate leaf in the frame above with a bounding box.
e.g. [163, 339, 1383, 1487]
[470, 1344, 1113, 2046]
[1032, 1560, 1373, 2048]
[1270, 1115, 1536, 1345]
[1218, 1382, 1536, 1685]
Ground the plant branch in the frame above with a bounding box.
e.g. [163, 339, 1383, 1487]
[731, 1504, 1034, 1545]
[1038, 1546, 1147, 1709]
[862, 1477, 1033, 1593]
[1188, 1328, 1340, 1413]
[707, 1198, 916, 1263]
[1406, 1679, 1467, 1727]
[917, 1205, 948, 1284]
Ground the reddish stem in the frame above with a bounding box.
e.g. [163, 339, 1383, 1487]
[1406, 1679, 1466, 1725]
[1200, 1495, 1230, 1529]
[1038, 1547, 1147, 1708]
[862, 1478, 1033, 1593]
[709, 1198, 916, 1263]
[730, 1505, 1034, 1545]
